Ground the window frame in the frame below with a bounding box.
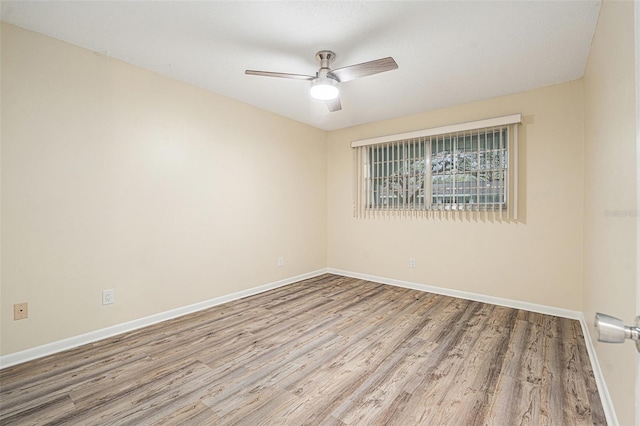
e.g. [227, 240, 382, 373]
[351, 114, 522, 220]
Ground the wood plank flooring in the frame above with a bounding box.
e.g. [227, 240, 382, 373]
[0, 274, 606, 425]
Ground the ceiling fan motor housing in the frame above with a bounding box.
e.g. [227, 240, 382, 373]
[316, 50, 337, 77]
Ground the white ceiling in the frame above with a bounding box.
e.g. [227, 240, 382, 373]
[1, 1, 601, 131]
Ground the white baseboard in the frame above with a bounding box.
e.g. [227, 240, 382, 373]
[327, 268, 618, 425]
[328, 268, 582, 318]
[0, 269, 328, 369]
[577, 313, 619, 426]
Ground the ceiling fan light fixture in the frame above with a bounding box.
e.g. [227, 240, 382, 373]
[310, 77, 339, 101]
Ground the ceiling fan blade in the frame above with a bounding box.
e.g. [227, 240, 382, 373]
[327, 57, 398, 83]
[326, 97, 342, 112]
[245, 70, 315, 80]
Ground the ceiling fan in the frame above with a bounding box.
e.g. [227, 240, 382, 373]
[245, 50, 398, 112]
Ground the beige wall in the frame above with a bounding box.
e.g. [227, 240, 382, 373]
[327, 81, 585, 311]
[0, 23, 327, 355]
[583, 1, 638, 424]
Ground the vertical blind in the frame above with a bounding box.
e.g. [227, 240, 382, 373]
[352, 114, 521, 220]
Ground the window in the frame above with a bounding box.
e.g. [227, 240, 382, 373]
[352, 115, 521, 220]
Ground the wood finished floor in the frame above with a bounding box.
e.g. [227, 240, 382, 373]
[0, 274, 605, 425]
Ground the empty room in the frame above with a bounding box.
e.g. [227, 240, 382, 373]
[1, 1, 638, 425]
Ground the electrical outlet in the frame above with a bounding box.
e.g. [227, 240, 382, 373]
[14, 303, 28, 320]
[277, 256, 284, 267]
[409, 258, 416, 268]
[102, 289, 115, 305]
